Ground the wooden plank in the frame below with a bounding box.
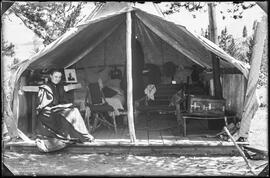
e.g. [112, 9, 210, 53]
[22, 86, 39, 92]
[135, 129, 148, 140]
[63, 83, 82, 92]
[160, 129, 177, 144]
[4, 138, 242, 148]
[31, 93, 36, 135]
[5, 140, 244, 156]
[121, 126, 130, 139]
[222, 74, 245, 118]
[95, 139, 120, 146]
[161, 139, 175, 146]
[102, 129, 115, 140]
[22, 83, 82, 93]
[7, 144, 240, 156]
[134, 139, 149, 146]
[116, 127, 125, 139]
[148, 131, 163, 145]
[148, 130, 161, 140]
[92, 125, 113, 140]
[145, 116, 150, 145]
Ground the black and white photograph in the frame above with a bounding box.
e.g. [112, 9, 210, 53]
[64, 69, 78, 83]
[2, 1, 268, 176]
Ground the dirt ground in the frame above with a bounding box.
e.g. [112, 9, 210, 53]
[3, 106, 268, 176]
[248, 107, 268, 151]
[3, 151, 267, 176]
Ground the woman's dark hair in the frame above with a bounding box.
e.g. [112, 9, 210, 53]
[49, 68, 62, 75]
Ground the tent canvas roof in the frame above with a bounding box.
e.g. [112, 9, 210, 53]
[14, 3, 249, 81]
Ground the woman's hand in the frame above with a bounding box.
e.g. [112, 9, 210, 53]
[45, 106, 52, 110]
[51, 103, 73, 109]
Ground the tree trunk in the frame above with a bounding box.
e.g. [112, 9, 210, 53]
[207, 2, 223, 130]
[208, 3, 222, 99]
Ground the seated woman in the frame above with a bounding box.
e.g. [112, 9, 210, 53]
[36, 69, 94, 152]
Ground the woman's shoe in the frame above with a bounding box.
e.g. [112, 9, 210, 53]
[83, 134, 95, 142]
[236, 137, 247, 142]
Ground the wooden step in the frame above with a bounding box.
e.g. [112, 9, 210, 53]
[4, 139, 248, 156]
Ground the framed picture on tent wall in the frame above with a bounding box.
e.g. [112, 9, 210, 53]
[64, 69, 77, 83]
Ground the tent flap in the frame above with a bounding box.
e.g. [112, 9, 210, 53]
[28, 13, 126, 69]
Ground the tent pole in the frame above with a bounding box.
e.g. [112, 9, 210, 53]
[126, 11, 136, 143]
[208, 3, 222, 99]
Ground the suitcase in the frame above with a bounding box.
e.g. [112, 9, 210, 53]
[187, 95, 226, 116]
[187, 95, 226, 130]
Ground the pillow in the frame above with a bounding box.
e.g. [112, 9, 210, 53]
[102, 86, 117, 98]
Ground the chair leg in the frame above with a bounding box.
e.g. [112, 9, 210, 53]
[100, 114, 112, 129]
[92, 113, 99, 133]
[175, 103, 182, 135]
[183, 117, 186, 137]
[224, 116, 228, 126]
[111, 113, 117, 134]
[84, 107, 91, 132]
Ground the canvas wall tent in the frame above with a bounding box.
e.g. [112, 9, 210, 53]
[7, 2, 252, 140]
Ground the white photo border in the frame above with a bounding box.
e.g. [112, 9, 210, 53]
[64, 69, 77, 83]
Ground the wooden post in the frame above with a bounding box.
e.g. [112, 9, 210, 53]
[224, 127, 256, 175]
[239, 16, 267, 138]
[31, 93, 36, 135]
[126, 11, 136, 143]
[208, 3, 223, 99]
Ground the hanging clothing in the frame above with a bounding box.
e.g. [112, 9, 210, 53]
[36, 81, 94, 152]
[144, 84, 156, 101]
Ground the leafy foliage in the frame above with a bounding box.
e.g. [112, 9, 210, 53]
[218, 27, 237, 58]
[217, 26, 267, 88]
[258, 39, 268, 88]
[163, 2, 206, 15]
[2, 40, 15, 57]
[162, 2, 256, 20]
[8, 2, 88, 46]
[217, 26, 254, 63]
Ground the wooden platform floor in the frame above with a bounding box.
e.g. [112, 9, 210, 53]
[93, 113, 222, 142]
[4, 114, 248, 156]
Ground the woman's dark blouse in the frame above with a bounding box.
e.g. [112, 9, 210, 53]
[46, 81, 69, 106]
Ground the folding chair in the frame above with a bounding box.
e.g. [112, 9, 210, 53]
[84, 82, 118, 134]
